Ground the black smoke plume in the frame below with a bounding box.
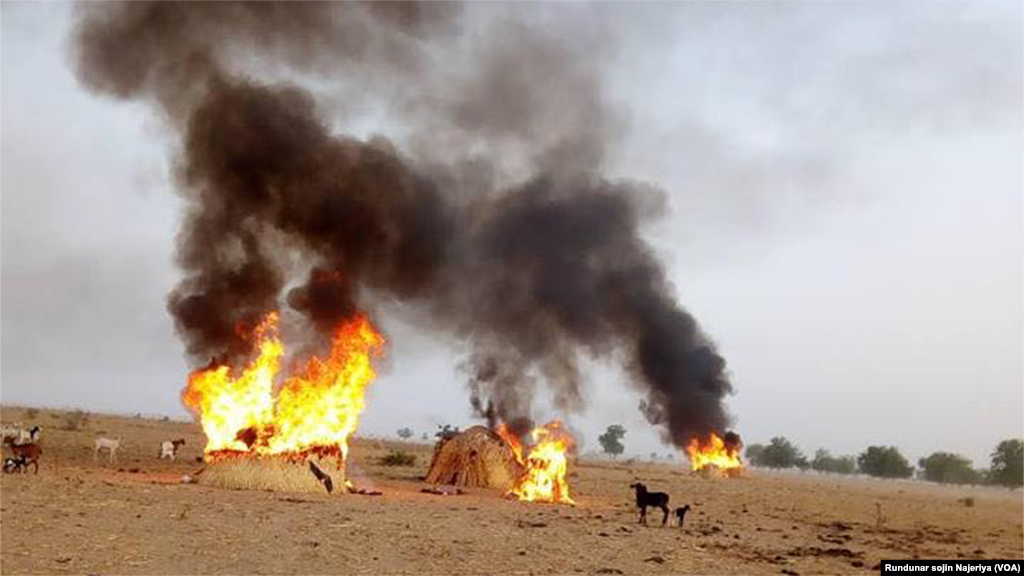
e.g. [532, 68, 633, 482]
[71, 1, 735, 447]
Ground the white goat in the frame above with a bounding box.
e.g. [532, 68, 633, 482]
[0, 422, 24, 441]
[158, 439, 186, 460]
[94, 436, 121, 463]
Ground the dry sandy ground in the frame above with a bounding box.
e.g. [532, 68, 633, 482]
[1, 406, 1021, 575]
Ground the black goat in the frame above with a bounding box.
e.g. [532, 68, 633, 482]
[629, 482, 670, 526]
[3, 456, 25, 474]
[675, 505, 691, 527]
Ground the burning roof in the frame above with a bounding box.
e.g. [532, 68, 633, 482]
[182, 312, 385, 465]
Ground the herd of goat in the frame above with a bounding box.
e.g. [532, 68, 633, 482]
[2, 419, 693, 529]
[0, 421, 187, 474]
[1, 422, 42, 474]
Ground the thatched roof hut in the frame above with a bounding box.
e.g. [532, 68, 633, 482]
[425, 425, 522, 491]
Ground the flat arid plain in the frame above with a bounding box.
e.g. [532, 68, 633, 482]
[1, 406, 1021, 575]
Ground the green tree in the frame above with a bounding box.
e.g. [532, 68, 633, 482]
[858, 446, 913, 479]
[989, 439, 1023, 488]
[598, 424, 626, 458]
[834, 455, 856, 475]
[745, 443, 766, 466]
[757, 437, 805, 469]
[918, 452, 982, 485]
[812, 449, 857, 475]
[812, 449, 832, 472]
[396, 427, 413, 440]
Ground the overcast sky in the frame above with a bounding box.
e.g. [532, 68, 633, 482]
[2, 1, 1021, 467]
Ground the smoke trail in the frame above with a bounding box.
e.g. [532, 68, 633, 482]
[446, 175, 733, 444]
[71, 1, 735, 447]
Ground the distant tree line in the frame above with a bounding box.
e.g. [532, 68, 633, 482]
[744, 436, 1022, 488]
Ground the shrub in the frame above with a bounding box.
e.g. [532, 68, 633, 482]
[25, 407, 40, 419]
[379, 450, 417, 467]
[61, 409, 91, 431]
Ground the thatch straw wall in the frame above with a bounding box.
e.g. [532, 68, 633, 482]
[425, 425, 521, 491]
[201, 456, 345, 493]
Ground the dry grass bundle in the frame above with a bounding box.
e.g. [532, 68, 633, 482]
[694, 465, 744, 479]
[425, 425, 522, 491]
[201, 456, 346, 494]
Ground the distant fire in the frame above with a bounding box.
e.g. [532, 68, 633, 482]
[181, 312, 385, 465]
[498, 420, 576, 504]
[686, 432, 743, 474]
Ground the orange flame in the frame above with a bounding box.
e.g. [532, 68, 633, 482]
[685, 432, 743, 473]
[181, 312, 385, 462]
[498, 420, 576, 504]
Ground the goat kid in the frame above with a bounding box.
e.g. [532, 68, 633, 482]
[3, 456, 26, 474]
[158, 439, 186, 460]
[675, 505, 691, 528]
[629, 482, 671, 526]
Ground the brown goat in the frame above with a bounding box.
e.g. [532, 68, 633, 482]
[3, 437, 41, 474]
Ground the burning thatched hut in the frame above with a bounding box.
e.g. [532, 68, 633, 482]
[425, 425, 522, 491]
